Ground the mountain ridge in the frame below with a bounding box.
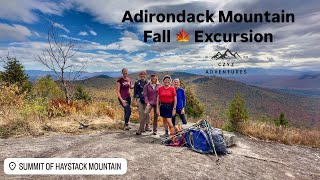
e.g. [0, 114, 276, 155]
[78, 72, 320, 129]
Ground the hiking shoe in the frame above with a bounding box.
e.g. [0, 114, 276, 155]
[160, 132, 169, 138]
[152, 131, 157, 135]
[136, 131, 142, 135]
[145, 124, 152, 132]
[124, 125, 130, 130]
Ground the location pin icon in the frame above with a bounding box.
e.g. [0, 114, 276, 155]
[9, 162, 16, 170]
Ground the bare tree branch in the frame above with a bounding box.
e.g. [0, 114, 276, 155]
[35, 21, 87, 104]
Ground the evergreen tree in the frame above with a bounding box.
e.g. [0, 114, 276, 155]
[225, 93, 249, 131]
[185, 86, 204, 118]
[73, 85, 92, 103]
[0, 57, 31, 93]
[172, 80, 204, 118]
[274, 112, 289, 127]
[0, 57, 28, 85]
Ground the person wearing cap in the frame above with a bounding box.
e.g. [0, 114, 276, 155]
[116, 68, 134, 130]
[134, 71, 151, 134]
[157, 75, 177, 138]
[172, 78, 187, 126]
[136, 72, 162, 135]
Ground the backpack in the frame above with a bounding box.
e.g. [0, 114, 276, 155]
[162, 120, 228, 155]
[185, 128, 213, 154]
[184, 126, 227, 155]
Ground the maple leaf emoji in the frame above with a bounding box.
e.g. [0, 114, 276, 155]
[176, 28, 189, 42]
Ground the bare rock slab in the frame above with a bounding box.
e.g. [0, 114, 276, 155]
[223, 131, 237, 147]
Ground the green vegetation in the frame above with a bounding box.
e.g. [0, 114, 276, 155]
[224, 93, 249, 132]
[0, 57, 31, 93]
[73, 85, 92, 102]
[176, 79, 204, 119]
[0, 57, 117, 138]
[189, 74, 320, 129]
[259, 115, 270, 123]
[0, 57, 28, 84]
[274, 112, 289, 127]
[33, 75, 63, 99]
[185, 87, 205, 118]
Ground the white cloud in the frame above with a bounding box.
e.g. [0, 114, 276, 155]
[2, 38, 320, 72]
[73, 0, 202, 25]
[105, 31, 148, 52]
[53, 22, 70, 33]
[79, 31, 89, 36]
[122, 30, 138, 40]
[0, 23, 32, 41]
[0, 0, 70, 23]
[60, 35, 83, 41]
[33, 31, 41, 37]
[89, 30, 97, 36]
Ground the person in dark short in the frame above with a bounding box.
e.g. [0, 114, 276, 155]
[157, 75, 177, 138]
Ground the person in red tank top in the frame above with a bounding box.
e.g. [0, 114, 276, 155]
[156, 75, 177, 137]
[116, 68, 134, 130]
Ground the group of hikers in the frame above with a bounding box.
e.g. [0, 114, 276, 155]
[116, 68, 187, 138]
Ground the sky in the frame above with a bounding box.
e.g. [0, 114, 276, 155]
[0, 0, 319, 73]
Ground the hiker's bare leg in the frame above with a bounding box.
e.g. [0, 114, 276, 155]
[160, 117, 170, 137]
[167, 118, 175, 135]
[163, 118, 168, 131]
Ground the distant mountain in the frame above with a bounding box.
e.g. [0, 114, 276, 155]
[25, 70, 57, 82]
[94, 75, 111, 79]
[25, 70, 121, 82]
[25, 68, 315, 81]
[79, 71, 320, 129]
[24, 69, 320, 98]
[183, 74, 320, 129]
[299, 74, 320, 80]
[232, 73, 320, 97]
